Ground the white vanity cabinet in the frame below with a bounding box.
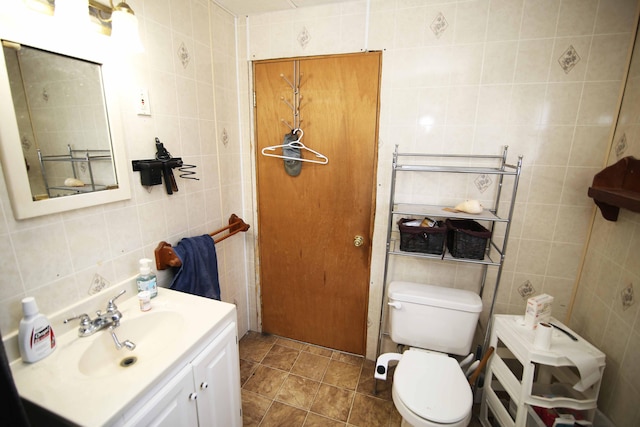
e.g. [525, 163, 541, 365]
[123, 364, 198, 427]
[121, 321, 242, 427]
[191, 321, 242, 427]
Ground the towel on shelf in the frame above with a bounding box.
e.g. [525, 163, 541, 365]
[169, 234, 220, 300]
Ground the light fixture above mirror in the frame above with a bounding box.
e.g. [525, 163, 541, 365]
[88, 1, 143, 52]
[23, 0, 143, 52]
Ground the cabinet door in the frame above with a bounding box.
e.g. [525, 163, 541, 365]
[192, 322, 242, 427]
[123, 364, 198, 427]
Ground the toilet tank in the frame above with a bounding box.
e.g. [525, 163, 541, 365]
[388, 281, 482, 356]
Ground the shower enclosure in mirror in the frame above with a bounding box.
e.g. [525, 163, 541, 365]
[0, 16, 131, 219]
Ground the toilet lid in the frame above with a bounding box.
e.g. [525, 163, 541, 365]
[394, 350, 472, 424]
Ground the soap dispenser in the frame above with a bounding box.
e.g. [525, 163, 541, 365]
[18, 297, 56, 363]
[137, 258, 158, 298]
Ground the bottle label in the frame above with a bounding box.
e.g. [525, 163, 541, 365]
[138, 291, 152, 311]
[137, 277, 158, 297]
[149, 277, 158, 298]
[32, 325, 55, 349]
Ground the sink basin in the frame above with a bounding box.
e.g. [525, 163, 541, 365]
[78, 310, 184, 377]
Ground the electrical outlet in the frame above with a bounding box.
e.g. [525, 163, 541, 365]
[136, 88, 151, 116]
[88, 273, 110, 295]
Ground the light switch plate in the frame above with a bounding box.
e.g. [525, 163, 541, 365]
[136, 88, 151, 116]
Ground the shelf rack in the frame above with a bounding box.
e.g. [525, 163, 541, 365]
[376, 146, 523, 359]
[38, 144, 114, 197]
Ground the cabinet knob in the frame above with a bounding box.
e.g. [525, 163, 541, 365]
[189, 392, 198, 401]
[200, 382, 209, 390]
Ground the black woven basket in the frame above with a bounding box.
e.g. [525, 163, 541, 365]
[445, 219, 491, 260]
[398, 218, 447, 255]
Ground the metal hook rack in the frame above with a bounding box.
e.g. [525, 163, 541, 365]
[280, 60, 303, 131]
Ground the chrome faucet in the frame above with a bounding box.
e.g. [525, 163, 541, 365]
[109, 326, 136, 351]
[64, 289, 127, 337]
[65, 289, 136, 351]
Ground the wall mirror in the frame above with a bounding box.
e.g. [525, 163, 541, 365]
[0, 16, 130, 219]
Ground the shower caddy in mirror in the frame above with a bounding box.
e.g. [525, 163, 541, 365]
[37, 145, 116, 199]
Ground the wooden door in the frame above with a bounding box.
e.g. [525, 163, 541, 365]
[254, 52, 381, 355]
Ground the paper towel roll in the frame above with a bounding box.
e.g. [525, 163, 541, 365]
[563, 348, 602, 392]
[534, 322, 552, 350]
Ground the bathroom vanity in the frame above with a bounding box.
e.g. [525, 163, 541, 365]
[8, 286, 242, 427]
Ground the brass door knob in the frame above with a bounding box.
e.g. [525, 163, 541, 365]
[354, 235, 364, 247]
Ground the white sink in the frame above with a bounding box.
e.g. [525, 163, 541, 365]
[10, 286, 236, 427]
[77, 311, 184, 377]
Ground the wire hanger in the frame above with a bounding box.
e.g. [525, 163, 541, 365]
[261, 129, 329, 165]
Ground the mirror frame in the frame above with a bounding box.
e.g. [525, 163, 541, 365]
[0, 11, 131, 219]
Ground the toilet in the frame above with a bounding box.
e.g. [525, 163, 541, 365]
[375, 281, 483, 427]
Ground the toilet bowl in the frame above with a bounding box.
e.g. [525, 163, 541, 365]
[391, 349, 472, 427]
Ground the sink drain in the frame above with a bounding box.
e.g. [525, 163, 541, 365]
[120, 356, 138, 368]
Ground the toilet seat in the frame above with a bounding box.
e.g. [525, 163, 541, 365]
[393, 350, 472, 425]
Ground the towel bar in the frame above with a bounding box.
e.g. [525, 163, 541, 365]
[154, 214, 250, 270]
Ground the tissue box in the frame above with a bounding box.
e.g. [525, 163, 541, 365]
[525, 294, 554, 329]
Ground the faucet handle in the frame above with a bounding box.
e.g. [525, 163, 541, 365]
[64, 313, 91, 326]
[106, 289, 126, 312]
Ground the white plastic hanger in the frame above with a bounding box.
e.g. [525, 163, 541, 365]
[261, 129, 329, 165]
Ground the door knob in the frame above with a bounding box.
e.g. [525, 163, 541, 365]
[354, 235, 364, 247]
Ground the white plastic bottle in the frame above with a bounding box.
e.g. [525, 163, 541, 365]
[18, 297, 56, 363]
[137, 258, 158, 298]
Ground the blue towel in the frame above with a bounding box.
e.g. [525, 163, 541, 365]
[169, 235, 220, 300]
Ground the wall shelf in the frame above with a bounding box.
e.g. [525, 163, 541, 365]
[588, 156, 640, 221]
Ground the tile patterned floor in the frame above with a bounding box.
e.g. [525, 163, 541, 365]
[239, 331, 483, 427]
